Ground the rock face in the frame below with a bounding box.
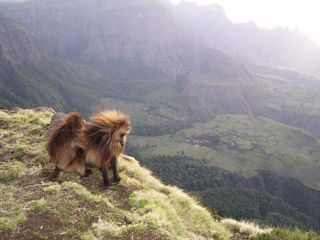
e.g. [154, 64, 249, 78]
[45, 112, 65, 138]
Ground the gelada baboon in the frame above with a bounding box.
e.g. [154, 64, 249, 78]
[47, 110, 131, 187]
[47, 112, 91, 180]
[84, 110, 131, 186]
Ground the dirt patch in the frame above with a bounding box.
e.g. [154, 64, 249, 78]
[15, 184, 46, 203]
[105, 184, 135, 210]
[231, 232, 250, 240]
[1, 212, 64, 240]
[0, 119, 9, 129]
[0, 152, 5, 163]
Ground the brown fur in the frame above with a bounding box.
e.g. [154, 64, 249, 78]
[47, 112, 88, 179]
[84, 110, 131, 186]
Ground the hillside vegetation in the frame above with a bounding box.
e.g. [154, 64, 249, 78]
[131, 115, 320, 189]
[0, 108, 277, 239]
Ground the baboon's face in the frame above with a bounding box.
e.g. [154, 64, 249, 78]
[115, 129, 130, 148]
[120, 132, 127, 147]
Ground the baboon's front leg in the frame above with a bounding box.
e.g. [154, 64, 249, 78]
[100, 162, 110, 187]
[111, 156, 121, 183]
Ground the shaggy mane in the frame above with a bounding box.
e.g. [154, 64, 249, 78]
[84, 110, 131, 160]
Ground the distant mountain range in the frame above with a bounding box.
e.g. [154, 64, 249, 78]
[173, 1, 320, 76]
[1, 0, 320, 231]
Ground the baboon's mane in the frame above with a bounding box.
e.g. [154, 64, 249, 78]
[84, 110, 131, 160]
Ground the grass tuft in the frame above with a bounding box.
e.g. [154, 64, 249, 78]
[30, 198, 48, 213]
[0, 185, 26, 232]
[222, 218, 272, 237]
[0, 161, 25, 181]
[43, 183, 62, 194]
[62, 182, 111, 206]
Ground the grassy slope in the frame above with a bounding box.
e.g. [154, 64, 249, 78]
[0, 108, 268, 240]
[134, 155, 320, 230]
[130, 115, 320, 190]
[1, 109, 319, 239]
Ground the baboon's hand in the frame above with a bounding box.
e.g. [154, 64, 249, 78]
[84, 169, 93, 177]
[114, 176, 121, 183]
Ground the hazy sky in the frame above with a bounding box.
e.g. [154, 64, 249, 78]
[170, 0, 320, 44]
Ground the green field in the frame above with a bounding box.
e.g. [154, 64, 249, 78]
[129, 115, 320, 190]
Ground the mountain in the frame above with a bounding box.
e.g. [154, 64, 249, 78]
[170, 2, 320, 137]
[173, 1, 320, 76]
[0, 0, 230, 78]
[0, 14, 109, 113]
[0, 0, 262, 121]
[2, 0, 320, 126]
[4, 0, 320, 131]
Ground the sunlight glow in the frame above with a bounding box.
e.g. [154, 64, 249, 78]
[170, 0, 320, 44]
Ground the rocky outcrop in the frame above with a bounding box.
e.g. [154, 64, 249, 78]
[255, 107, 320, 139]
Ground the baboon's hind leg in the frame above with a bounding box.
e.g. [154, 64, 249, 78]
[64, 150, 88, 177]
[65, 158, 86, 176]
